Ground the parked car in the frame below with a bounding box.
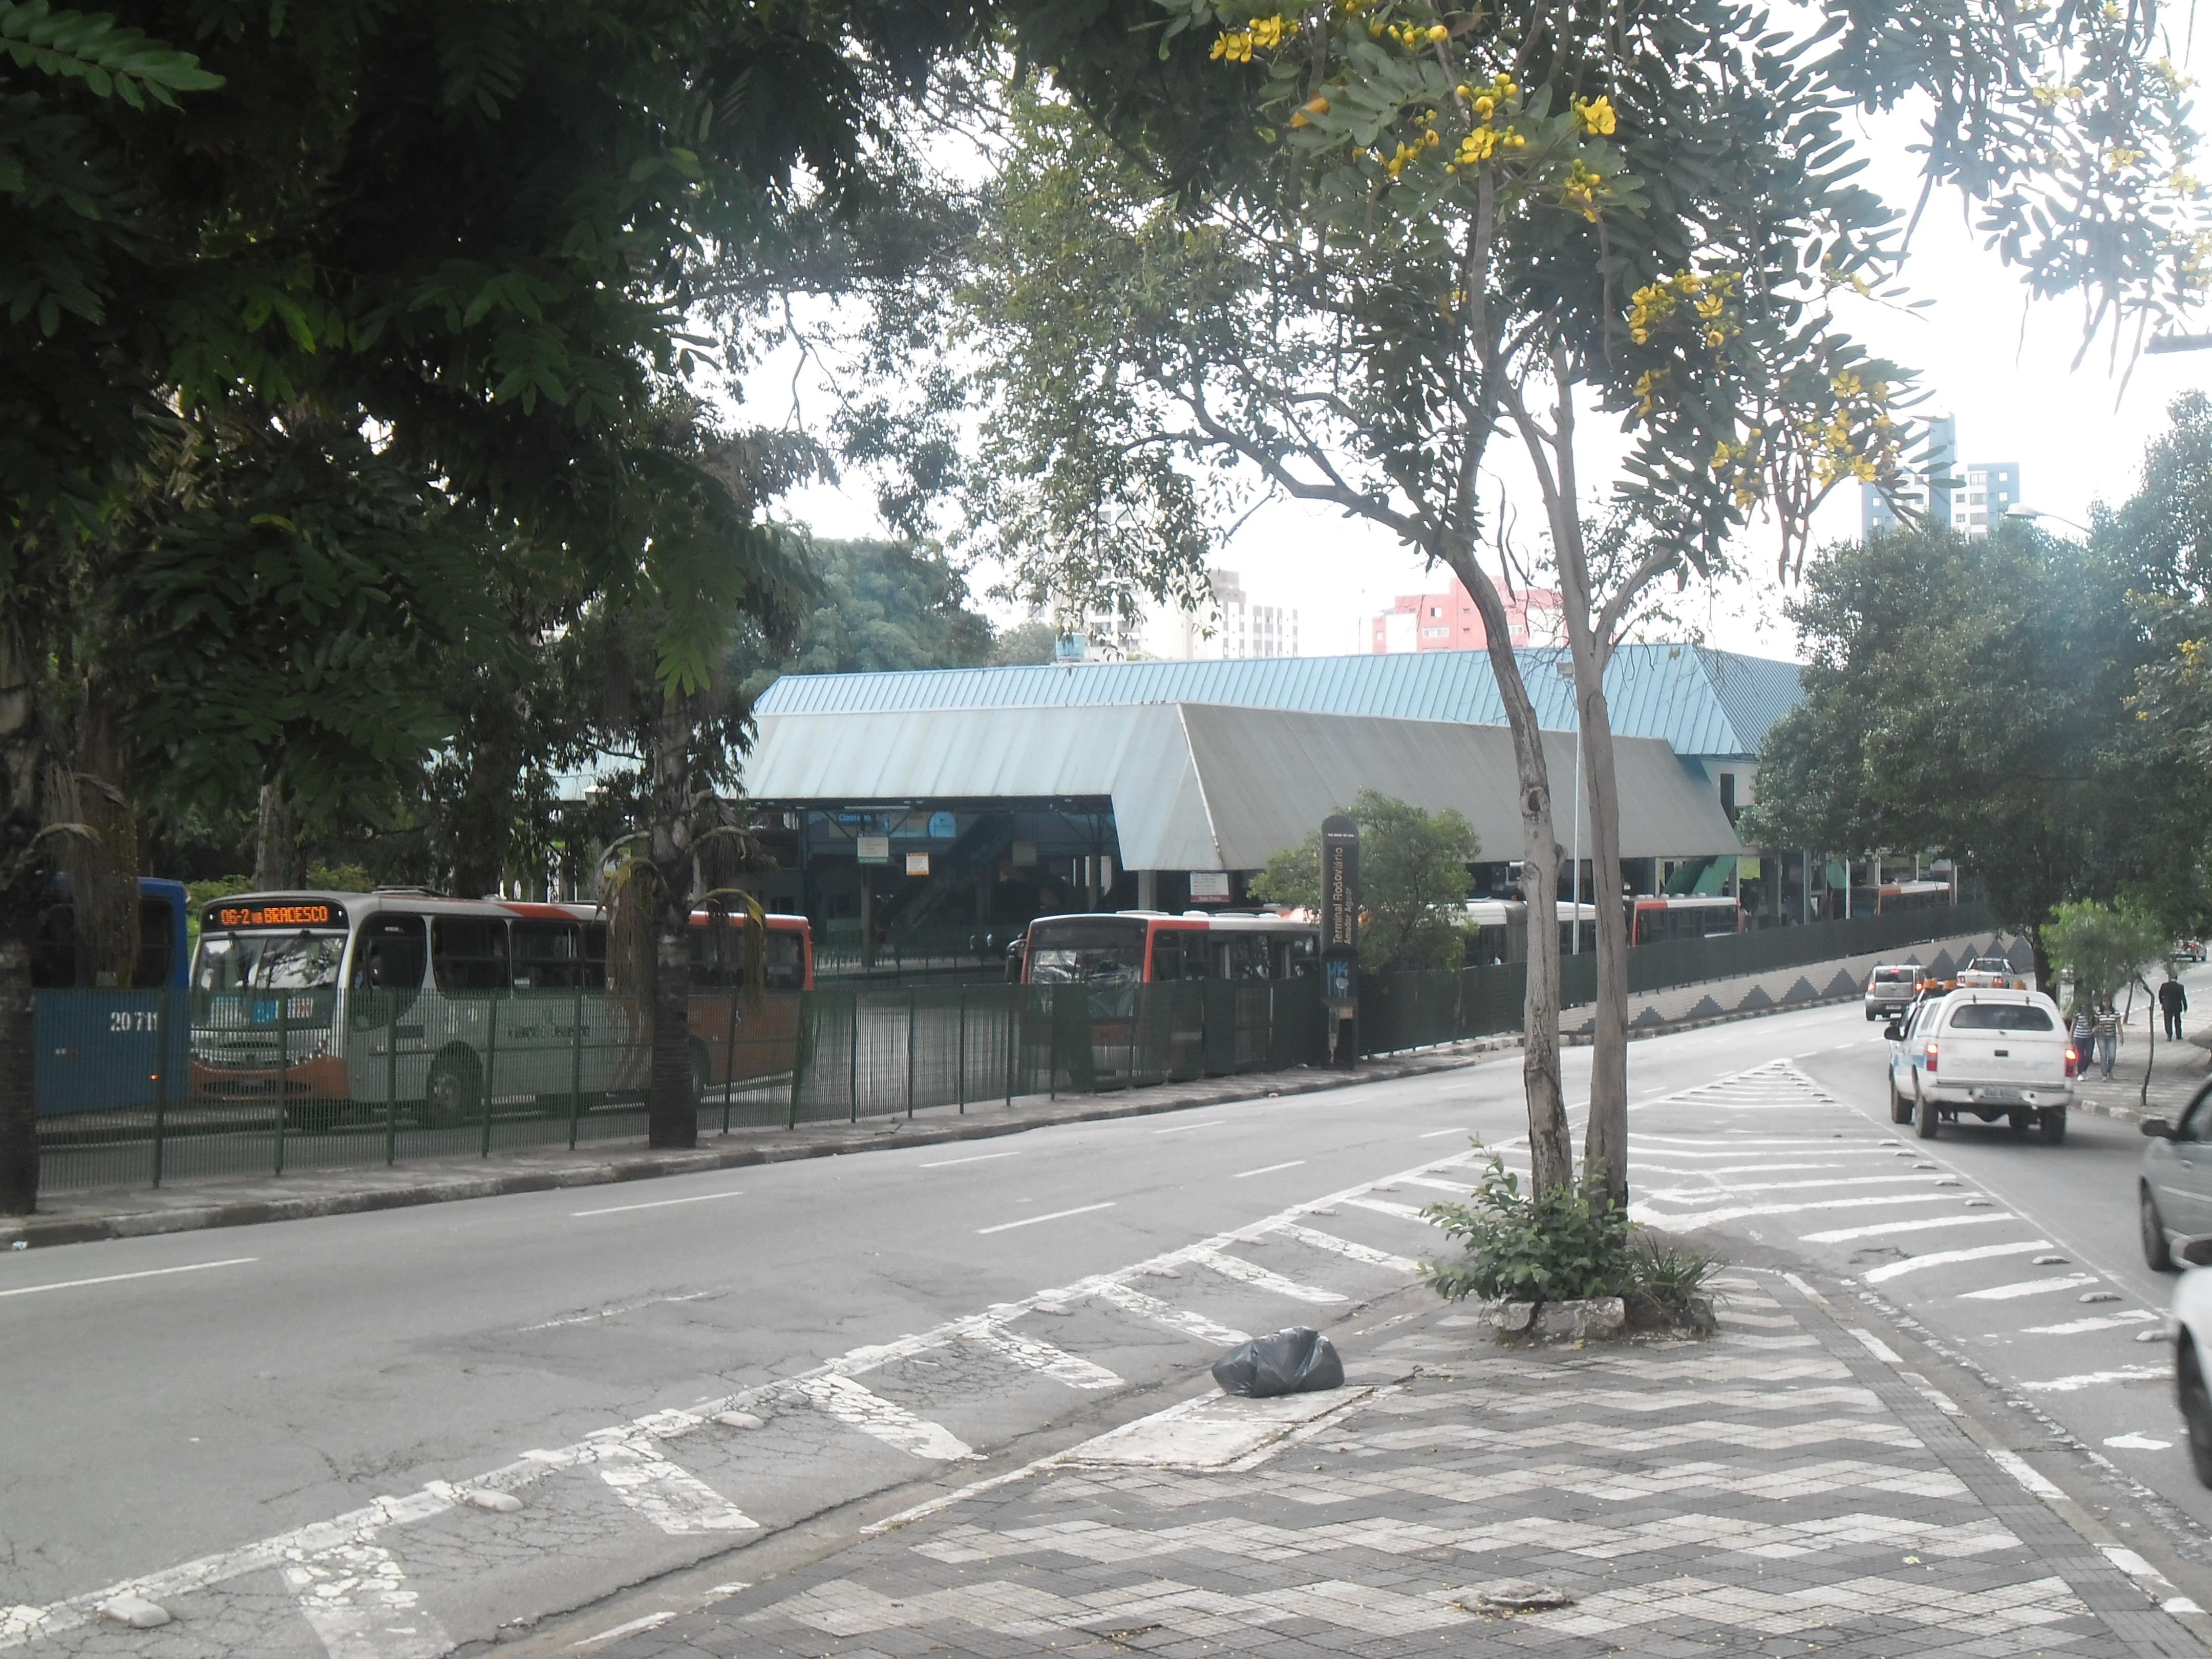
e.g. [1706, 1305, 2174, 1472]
[1956, 955, 2026, 989]
[2180, 940, 2207, 964]
[1864, 963, 1921, 1023]
[2140, 1090, 2212, 1275]
[2161, 1226, 2212, 1483]
[1883, 987, 2075, 1142]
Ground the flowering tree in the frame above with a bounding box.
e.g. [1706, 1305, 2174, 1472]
[933, 0, 2208, 1200]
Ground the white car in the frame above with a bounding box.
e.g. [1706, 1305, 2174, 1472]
[1883, 987, 2075, 1143]
[2161, 1223, 2212, 1484]
[1956, 955, 2026, 990]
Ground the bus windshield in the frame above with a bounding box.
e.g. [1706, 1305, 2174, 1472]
[195, 929, 347, 994]
[1028, 919, 1147, 985]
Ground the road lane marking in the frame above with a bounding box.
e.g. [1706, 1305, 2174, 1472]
[2017, 1366, 2168, 1393]
[1802, 1215, 2016, 1244]
[921, 1151, 1020, 1168]
[1232, 1160, 1306, 1179]
[1861, 1241, 2054, 1283]
[1093, 1282, 1248, 1347]
[791, 1375, 981, 1461]
[1189, 1248, 1347, 1304]
[571, 1189, 743, 1217]
[977, 1202, 1115, 1235]
[584, 1433, 759, 1531]
[2022, 1310, 2158, 1334]
[963, 1324, 1121, 1390]
[2103, 1432, 2174, 1450]
[1154, 1120, 1221, 1134]
[1275, 1224, 1420, 1274]
[1959, 1274, 2101, 1301]
[0, 1257, 258, 1300]
[1418, 1126, 1471, 1139]
[1340, 1196, 1426, 1220]
[283, 1539, 450, 1659]
[1644, 1175, 1950, 1200]
[1635, 1194, 1953, 1230]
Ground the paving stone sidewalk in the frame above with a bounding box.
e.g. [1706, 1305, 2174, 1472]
[587, 1275, 2205, 1659]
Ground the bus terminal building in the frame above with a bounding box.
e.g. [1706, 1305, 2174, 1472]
[736, 647, 1899, 960]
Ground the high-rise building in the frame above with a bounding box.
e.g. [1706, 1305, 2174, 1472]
[1862, 415, 2021, 539]
[1126, 567, 1302, 660]
[1366, 575, 1561, 653]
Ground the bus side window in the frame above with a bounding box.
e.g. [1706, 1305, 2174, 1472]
[1150, 932, 1183, 983]
[1280, 934, 1318, 977]
[1180, 932, 1213, 980]
[349, 916, 427, 1025]
[765, 929, 804, 992]
[512, 920, 583, 989]
[1225, 936, 1268, 979]
[135, 898, 177, 987]
[432, 918, 509, 993]
[581, 923, 609, 990]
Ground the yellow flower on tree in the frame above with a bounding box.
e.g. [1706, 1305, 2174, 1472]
[1574, 96, 1617, 136]
[1210, 28, 1254, 61]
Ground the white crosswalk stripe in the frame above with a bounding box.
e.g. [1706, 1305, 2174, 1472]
[1188, 1248, 1348, 1304]
[284, 1540, 451, 1659]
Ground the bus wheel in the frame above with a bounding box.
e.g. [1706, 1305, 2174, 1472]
[425, 1050, 482, 1129]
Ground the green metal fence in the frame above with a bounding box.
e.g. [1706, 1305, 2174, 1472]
[30, 902, 2007, 1194]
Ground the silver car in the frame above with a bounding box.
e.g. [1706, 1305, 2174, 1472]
[2141, 1088, 2212, 1273]
[1864, 963, 1920, 1022]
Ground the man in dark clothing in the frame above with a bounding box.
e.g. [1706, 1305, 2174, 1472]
[2161, 972, 2189, 1041]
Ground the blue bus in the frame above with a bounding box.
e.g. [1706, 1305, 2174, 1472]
[32, 877, 192, 1117]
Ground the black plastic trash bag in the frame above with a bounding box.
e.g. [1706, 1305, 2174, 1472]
[1211, 1326, 1344, 1397]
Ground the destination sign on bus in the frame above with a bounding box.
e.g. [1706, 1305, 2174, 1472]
[206, 901, 349, 931]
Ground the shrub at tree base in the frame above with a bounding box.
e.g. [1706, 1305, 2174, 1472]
[1421, 1153, 1718, 1335]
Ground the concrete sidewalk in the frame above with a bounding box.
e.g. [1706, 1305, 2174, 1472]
[571, 1273, 2209, 1659]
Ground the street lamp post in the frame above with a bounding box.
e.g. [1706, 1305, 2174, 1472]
[2003, 504, 2092, 537]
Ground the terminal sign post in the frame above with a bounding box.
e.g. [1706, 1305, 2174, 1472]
[1319, 814, 1359, 1068]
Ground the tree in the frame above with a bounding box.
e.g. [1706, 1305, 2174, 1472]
[1740, 524, 2145, 985]
[730, 538, 996, 701]
[2045, 897, 2171, 1102]
[989, 620, 1060, 665]
[1250, 791, 1476, 974]
[1, 0, 988, 1207]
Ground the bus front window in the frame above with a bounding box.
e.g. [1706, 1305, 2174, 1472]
[195, 930, 347, 995]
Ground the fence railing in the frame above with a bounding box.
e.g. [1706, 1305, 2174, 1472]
[29, 903, 2006, 1195]
[813, 921, 1019, 979]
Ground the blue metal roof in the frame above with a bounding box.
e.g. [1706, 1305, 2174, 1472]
[752, 644, 1803, 759]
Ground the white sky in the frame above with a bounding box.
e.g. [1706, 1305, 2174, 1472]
[766, 72, 2212, 665]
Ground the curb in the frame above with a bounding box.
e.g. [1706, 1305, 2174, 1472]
[0, 991, 1856, 1251]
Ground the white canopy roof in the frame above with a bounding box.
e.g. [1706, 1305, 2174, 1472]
[743, 703, 1742, 871]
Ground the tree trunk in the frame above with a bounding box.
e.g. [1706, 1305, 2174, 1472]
[1441, 550, 1571, 1194]
[0, 618, 45, 1214]
[1571, 672, 1630, 1210]
[2028, 925, 2053, 993]
[1560, 600, 1630, 1210]
[254, 782, 302, 891]
[646, 690, 699, 1150]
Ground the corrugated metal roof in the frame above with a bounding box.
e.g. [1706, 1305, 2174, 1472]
[751, 644, 1801, 758]
[741, 703, 1742, 869]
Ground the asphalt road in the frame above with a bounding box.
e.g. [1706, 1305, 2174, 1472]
[3, 997, 2208, 1655]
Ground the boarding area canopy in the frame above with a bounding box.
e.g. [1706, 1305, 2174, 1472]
[743, 701, 1741, 871]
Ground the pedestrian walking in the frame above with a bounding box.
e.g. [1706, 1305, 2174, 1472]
[2072, 1005, 2095, 1069]
[2161, 970, 2189, 1041]
[2096, 1001, 2121, 1078]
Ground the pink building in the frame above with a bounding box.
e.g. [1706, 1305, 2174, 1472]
[1368, 577, 1562, 653]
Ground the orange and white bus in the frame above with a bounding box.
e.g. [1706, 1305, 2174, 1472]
[189, 890, 810, 1123]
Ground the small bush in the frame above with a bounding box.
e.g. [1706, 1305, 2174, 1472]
[1419, 1154, 1632, 1306]
[1621, 1234, 1721, 1326]
[1420, 1151, 1720, 1327]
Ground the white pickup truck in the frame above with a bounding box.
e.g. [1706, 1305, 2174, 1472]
[1884, 988, 2077, 1144]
